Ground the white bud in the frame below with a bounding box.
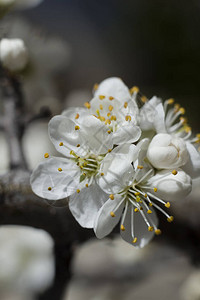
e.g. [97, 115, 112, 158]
[146, 169, 192, 201]
[147, 133, 189, 169]
[0, 38, 28, 72]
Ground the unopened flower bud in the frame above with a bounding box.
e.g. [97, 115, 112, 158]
[0, 38, 28, 72]
[146, 169, 192, 201]
[147, 133, 189, 169]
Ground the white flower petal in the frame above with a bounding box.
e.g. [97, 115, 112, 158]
[69, 183, 109, 228]
[146, 168, 192, 201]
[81, 115, 113, 155]
[98, 144, 136, 194]
[113, 123, 141, 145]
[120, 203, 158, 248]
[30, 157, 80, 200]
[61, 107, 89, 124]
[139, 96, 162, 131]
[94, 195, 124, 238]
[49, 115, 88, 157]
[182, 142, 200, 179]
[94, 77, 131, 101]
[153, 102, 167, 133]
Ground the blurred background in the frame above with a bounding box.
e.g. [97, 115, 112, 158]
[0, 0, 200, 299]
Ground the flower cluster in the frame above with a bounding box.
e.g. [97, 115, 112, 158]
[31, 77, 200, 248]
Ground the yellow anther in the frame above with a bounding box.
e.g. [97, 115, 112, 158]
[125, 115, 131, 121]
[130, 86, 139, 94]
[172, 170, 178, 175]
[99, 116, 105, 121]
[137, 165, 143, 169]
[180, 117, 187, 124]
[184, 126, 192, 133]
[167, 216, 174, 223]
[107, 130, 111, 134]
[110, 115, 116, 121]
[144, 193, 147, 198]
[84, 102, 91, 109]
[167, 98, 174, 105]
[59, 142, 63, 146]
[96, 109, 100, 116]
[134, 208, 139, 212]
[149, 202, 153, 207]
[100, 173, 104, 176]
[179, 107, 185, 115]
[109, 96, 114, 100]
[76, 144, 80, 147]
[136, 196, 141, 202]
[109, 105, 113, 111]
[121, 224, 125, 231]
[165, 202, 171, 208]
[107, 112, 111, 117]
[99, 95, 105, 100]
[147, 210, 152, 214]
[132, 237, 137, 244]
[75, 113, 79, 119]
[105, 119, 111, 125]
[109, 194, 114, 200]
[148, 226, 154, 232]
[174, 103, 180, 112]
[93, 83, 99, 91]
[58, 168, 62, 172]
[135, 192, 140, 196]
[110, 211, 115, 217]
[75, 125, 80, 130]
[108, 149, 112, 153]
[141, 95, 148, 103]
[124, 102, 128, 108]
[154, 188, 157, 192]
[99, 104, 103, 110]
[85, 184, 89, 188]
[76, 189, 80, 193]
[48, 187, 52, 191]
[155, 229, 162, 235]
[44, 153, 49, 158]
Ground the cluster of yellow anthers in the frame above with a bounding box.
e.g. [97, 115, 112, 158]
[106, 166, 174, 242]
[84, 94, 132, 133]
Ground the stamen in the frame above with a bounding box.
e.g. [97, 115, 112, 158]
[172, 170, 178, 175]
[59, 142, 63, 146]
[109, 105, 113, 111]
[76, 189, 80, 193]
[76, 144, 80, 147]
[154, 188, 157, 192]
[99, 104, 103, 110]
[120, 200, 129, 231]
[93, 83, 99, 91]
[125, 115, 131, 121]
[130, 86, 139, 94]
[85, 184, 89, 187]
[84, 102, 91, 109]
[137, 165, 143, 169]
[75, 125, 80, 130]
[167, 216, 174, 223]
[44, 153, 49, 158]
[48, 187, 52, 191]
[58, 168, 62, 172]
[155, 229, 162, 235]
[165, 202, 171, 208]
[124, 102, 128, 108]
[110, 115, 116, 121]
[99, 95, 105, 100]
[75, 113, 79, 119]
[109, 96, 114, 100]
[132, 237, 137, 243]
[148, 226, 154, 232]
[109, 194, 114, 200]
[110, 212, 115, 217]
[100, 173, 104, 176]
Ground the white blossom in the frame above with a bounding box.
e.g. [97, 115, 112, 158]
[139, 96, 200, 178]
[62, 77, 141, 145]
[31, 111, 114, 228]
[0, 38, 28, 72]
[95, 139, 192, 247]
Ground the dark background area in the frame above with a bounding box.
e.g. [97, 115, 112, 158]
[22, 0, 200, 131]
